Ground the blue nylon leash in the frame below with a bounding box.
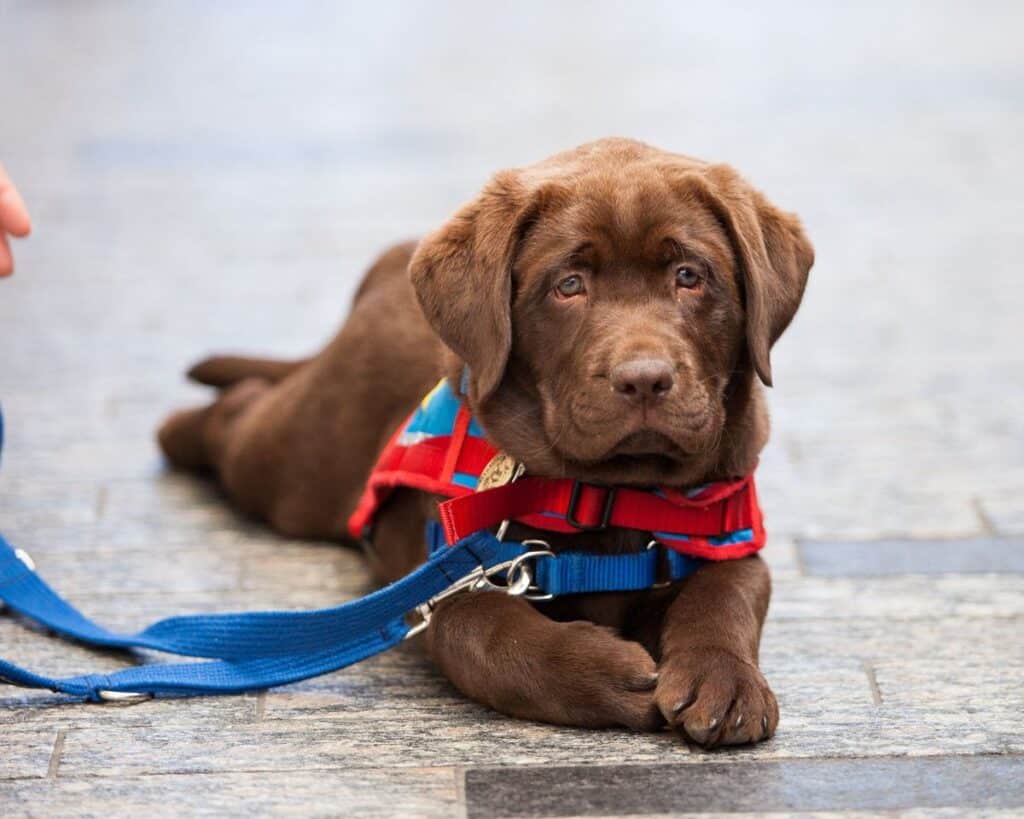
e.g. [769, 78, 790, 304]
[0, 527, 511, 700]
[0, 405, 701, 703]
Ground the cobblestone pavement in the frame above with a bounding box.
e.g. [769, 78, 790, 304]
[1, 2, 1022, 816]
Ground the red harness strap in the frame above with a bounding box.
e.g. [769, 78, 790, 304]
[348, 379, 765, 562]
[437, 475, 763, 561]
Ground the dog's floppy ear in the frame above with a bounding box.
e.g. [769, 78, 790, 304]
[410, 170, 537, 403]
[695, 165, 815, 387]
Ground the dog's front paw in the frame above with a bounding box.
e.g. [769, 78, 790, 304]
[655, 647, 778, 747]
[555, 622, 665, 732]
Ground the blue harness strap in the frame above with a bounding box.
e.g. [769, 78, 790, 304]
[425, 522, 703, 596]
[0, 405, 702, 703]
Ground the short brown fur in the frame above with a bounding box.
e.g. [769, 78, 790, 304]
[158, 138, 813, 747]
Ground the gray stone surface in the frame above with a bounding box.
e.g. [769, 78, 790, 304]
[464, 757, 1024, 817]
[1, 1, 1023, 817]
[798, 536, 1024, 576]
[1, 727, 57, 779]
[0, 769, 459, 818]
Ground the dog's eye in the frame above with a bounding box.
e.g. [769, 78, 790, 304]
[554, 274, 586, 298]
[675, 266, 701, 289]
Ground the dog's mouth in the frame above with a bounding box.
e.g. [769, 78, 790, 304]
[611, 430, 682, 458]
[559, 430, 691, 482]
[604, 431, 690, 475]
[596, 451, 682, 476]
[532, 394, 720, 484]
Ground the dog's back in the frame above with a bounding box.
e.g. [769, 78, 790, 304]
[158, 239, 443, 539]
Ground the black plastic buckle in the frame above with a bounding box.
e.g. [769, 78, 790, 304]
[566, 481, 617, 531]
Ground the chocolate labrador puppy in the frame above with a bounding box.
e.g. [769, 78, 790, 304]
[158, 138, 813, 747]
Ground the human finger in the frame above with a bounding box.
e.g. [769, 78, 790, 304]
[0, 164, 31, 237]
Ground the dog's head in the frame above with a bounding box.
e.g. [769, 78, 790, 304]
[410, 139, 813, 486]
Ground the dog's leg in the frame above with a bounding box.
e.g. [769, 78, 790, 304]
[426, 592, 663, 731]
[187, 355, 310, 388]
[159, 359, 306, 471]
[653, 556, 778, 747]
[158, 377, 271, 471]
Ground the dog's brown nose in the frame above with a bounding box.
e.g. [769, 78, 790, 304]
[610, 358, 674, 401]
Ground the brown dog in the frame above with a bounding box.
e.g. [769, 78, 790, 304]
[158, 138, 813, 747]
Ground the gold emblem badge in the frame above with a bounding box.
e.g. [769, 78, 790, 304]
[477, 452, 521, 491]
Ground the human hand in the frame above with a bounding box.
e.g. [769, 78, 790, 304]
[0, 163, 32, 277]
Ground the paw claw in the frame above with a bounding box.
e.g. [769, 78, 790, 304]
[672, 695, 695, 715]
[644, 672, 659, 687]
[655, 648, 777, 748]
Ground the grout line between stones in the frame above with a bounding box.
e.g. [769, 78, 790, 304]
[862, 661, 883, 706]
[94, 485, 109, 521]
[972, 497, 998, 535]
[451, 767, 469, 819]
[47, 728, 67, 779]
[790, 538, 808, 577]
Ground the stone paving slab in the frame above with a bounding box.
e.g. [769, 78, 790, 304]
[0, 768, 459, 818]
[464, 757, 1024, 817]
[2, 726, 60, 780]
[0, 691, 259, 731]
[798, 536, 1024, 576]
[0, 672, 909, 779]
[768, 575, 1024, 620]
[539, 813, 1024, 819]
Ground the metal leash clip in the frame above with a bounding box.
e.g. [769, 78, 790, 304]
[404, 542, 554, 640]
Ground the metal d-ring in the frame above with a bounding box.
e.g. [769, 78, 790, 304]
[506, 541, 555, 601]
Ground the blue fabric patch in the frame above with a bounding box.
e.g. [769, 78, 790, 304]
[401, 380, 462, 441]
[401, 379, 485, 441]
[451, 472, 479, 489]
[708, 527, 755, 546]
[654, 527, 754, 546]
